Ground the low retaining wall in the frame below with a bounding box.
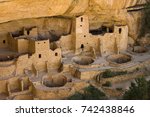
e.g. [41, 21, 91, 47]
[32, 81, 89, 100]
[101, 72, 144, 84]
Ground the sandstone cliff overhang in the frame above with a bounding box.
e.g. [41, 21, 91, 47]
[0, 0, 146, 23]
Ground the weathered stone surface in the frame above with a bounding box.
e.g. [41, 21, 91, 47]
[93, 0, 145, 9]
[0, 0, 88, 23]
[0, 0, 146, 23]
[0, 0, 147, 40]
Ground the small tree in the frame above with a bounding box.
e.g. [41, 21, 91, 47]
[123, 78, 150, 100]
[102, 81, 112, 87]
[68, 85, 107, 100]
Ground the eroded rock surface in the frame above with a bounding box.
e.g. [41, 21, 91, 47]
[0, 0, 147, 42]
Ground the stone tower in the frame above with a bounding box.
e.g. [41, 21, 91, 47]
[72, 15, 90, 54]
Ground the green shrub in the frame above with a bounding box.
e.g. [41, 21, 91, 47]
[68, 85, 107, 100]
[102, 70, 127, 78]
[102, 81, 112, 87]
[136, 67, 140, 71]
[123, 77, 150, 100]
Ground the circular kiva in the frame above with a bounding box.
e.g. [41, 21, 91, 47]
[107, 54, 132, 64]
[0, 54, 18, 62]
[133, 46, 148, 53]
[72, 56, 94, 65]
[43, 75, 68, 87]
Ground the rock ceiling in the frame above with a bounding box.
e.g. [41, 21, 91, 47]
[0, 0, 146, 23]
[0, 0, 147, 39]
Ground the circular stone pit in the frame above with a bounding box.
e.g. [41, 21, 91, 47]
[43, 75, 68, 88]
[0, 54, 18, 62]
[133, 46, 148, 53]
[72, 56, 94, 65]
[107, 54, 132, 64]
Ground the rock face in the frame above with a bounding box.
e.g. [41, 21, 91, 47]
[93, 0, 145, 9]
[0, 0, 146, 23]
[0, 0, 147, 40]
[86, 0, 146, 39]
[0, 0, 88, 23]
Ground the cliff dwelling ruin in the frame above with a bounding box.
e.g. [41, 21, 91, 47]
[0, 0, 150, 100]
